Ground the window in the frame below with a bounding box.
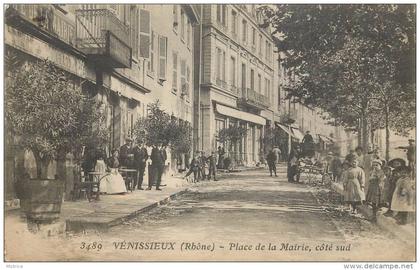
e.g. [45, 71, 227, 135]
[186, 65, 191, 98]
[259, 34, 263, 55]
[215, 47, 226, 86]
[252, 27, 256, 47]
[172, 52, 178, 91]
[241, 63, 246, 90]
[216, 5, 227, 26]
[181, 9, 185, 40]
[230, 56, 236, 89]
[215, 119, 226, 142]
[242, 19, 247, 44]
[180, 59, 186, 96]
[158, 35, 168, 80]
[173, 5, 178, 32]
[258, 73, 262, 93]
[147, 30, 155, 73]
[139, 9, 151, 58]
[265, 41, 272, 62]
[250, 69, 254, 90]
[187, 19, 191, 49]
[231, 10, 237, 36]
[268, 79, 271, 99]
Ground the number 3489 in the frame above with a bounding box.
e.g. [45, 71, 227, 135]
[80, 242, 103, 251]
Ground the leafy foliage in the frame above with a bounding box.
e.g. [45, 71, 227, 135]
[5, 58, 108, 178]
[218, 126, 248, 144]
[133, 100, 192, 154]
[262, 4, 415, 153]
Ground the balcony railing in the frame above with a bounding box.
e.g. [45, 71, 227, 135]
[238, 87, 270, 109]
[75, 9, 131, 68]
[215, 78, 227, 89]
[76, 9, 129, 49]
[7, 4, 75, 45]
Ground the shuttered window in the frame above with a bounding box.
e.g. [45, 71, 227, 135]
[130, 6, 139, 59]
[139, 9, 151, 58]
[172, 52, 178, 91]
[181, 59, 186, 96]
[186, 65, 190, 98]
[173, 5, 178, 32]
[147, 31, 155, 73]
[158, 35, 168, 80]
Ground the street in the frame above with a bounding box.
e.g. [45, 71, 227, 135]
[5, 169, 414, 261]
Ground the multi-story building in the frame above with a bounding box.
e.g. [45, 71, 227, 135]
[198, 4, 276, 166]
[5, 4, 200, 199]
[276, 54, 357, 158]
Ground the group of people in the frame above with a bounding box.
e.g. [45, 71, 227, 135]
[335, 141, 415, 225]
[184, 151, 218, 182]
[81, 138, 168, 195]
[269, 135, 415, 225]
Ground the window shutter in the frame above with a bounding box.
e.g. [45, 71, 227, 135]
[181, 59, 186, 94]
[139, 9, 151, 58]
[158, 35, 168, 80]
[186, 65, 190, 97]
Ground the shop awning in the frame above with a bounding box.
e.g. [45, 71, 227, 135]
[275, 122, 294, 137]
[215, 104, 266, 126]
[291, 128, 305, 141]
[275, 122, 305, 141]
[318, 134, 335, 144]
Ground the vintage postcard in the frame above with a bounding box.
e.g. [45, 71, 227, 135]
[3, 3, 416, 264]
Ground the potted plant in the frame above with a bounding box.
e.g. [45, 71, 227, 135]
[5, 57, 104, 223]
[217, 126, 247, 170]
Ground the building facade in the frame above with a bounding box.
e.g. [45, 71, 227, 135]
[198, 4, 276, 166]
[5, 4, 200, 199]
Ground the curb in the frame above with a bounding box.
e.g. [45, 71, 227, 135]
[65, 188, 189, 233]
[330, 182, 415, 245]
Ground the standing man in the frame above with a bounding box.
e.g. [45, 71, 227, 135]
[195, 151, 203, 181]
[302, 131, 315, 158]
[119, 137, 133, 168]
[355, 146, 364, 169]
[148, 144, 165, 191]
[217, 146, 225, 169]
[133, 141, 148, 190]
[407, 139, 416, 179]
[272, 145, 282, 163]
[267, 149, 278, 177]
[207, 151, 218, 181]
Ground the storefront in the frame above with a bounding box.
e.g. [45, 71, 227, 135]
[214, 104, 266, 166]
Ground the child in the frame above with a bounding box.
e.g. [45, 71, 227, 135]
[391, 166, 415, 225]
[343, 158, 365, 214]
[365, 159, 386, 222]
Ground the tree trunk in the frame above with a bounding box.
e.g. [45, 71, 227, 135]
[33, 150, 50, 179]
[361, 111, 369, 154]
[385, 104, 390, 161]
[357, 119, 362, 147]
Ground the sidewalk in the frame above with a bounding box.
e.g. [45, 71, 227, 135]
[5, 175, 192, 235]
[331, 182, 415, 244]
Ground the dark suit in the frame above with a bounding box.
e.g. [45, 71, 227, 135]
[150, 147, 166, 189]
[207, 155, 217, 180]
[133, 146, 148, 189]
[119, 143, 131, 167]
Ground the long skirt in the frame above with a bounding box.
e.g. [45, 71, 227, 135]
[365, 179, 384, 206]
[344, 178, 365, 203]
[100, 169, 127, 194]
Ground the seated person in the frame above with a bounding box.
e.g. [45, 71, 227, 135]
[100, 149, 127, 195]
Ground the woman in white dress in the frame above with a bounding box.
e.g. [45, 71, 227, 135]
[100, 149, 127, 194]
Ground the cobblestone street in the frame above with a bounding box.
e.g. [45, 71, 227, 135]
[5, 169, 414, 261]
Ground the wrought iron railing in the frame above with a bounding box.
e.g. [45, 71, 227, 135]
[239, 87, 270, 108]
[75, 9, 129, 49]
[8, 4, 75, 45]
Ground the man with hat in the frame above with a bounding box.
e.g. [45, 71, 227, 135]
[407, 139, 415, 178]
[133, 140, 149, 190]
[119, 137, 133, 168]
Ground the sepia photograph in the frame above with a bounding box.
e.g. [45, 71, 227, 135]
[3, 2, 416, 264]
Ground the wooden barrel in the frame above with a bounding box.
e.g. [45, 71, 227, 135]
[21, 179, 65, 223]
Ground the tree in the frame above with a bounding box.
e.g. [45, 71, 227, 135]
[262, 4, 415, 155]
[5, 58, 108, 179]
[133, 100, 192, 155]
